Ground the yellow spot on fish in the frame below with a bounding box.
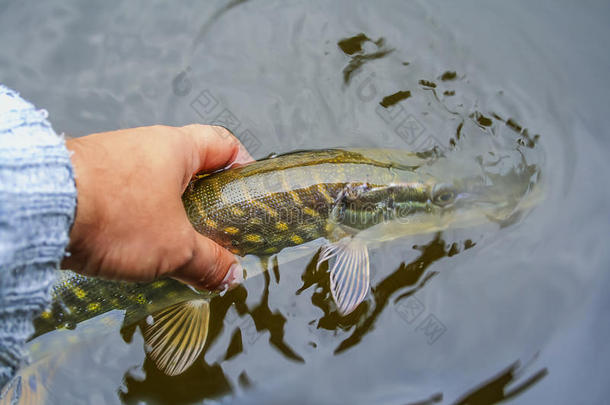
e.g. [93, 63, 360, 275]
[317, 184, 334, 204]
[250, 217, 263, 225]
[88, 302, 101, 312]
[152, 280, 166, 288]
[135, 293, 146, 304]
[224, 226, 239, 235]
[301, 223, 318, 236]
[325, 222, 334, 233]
[275, 221, 289, 231]
[251, 200, 278, 218]
[166, 291, 177, 299]
[270, 234, 285, 244]
[244, 234, 264, 243]
[205, 218, 217, 228]
[40, 310, 52, 319]
[231, 207, 245, 216]
[74, 287, 87, 299]
[289, 190, 302, 205]
[290, 234, 304, 244]
[303, 207, 319, 217]
[264, 247, 278, 254]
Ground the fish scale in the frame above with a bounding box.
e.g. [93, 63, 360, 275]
[182, 149, 402, 256]
[33, 273, 203, 338]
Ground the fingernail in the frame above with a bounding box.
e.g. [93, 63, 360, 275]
[217, 262, 244, 294]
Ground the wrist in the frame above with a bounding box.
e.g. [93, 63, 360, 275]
[64, 137, 96, 262]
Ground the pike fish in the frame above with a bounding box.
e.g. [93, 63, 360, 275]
[32, 148, 540, 377]
[182, 147, 539, 312]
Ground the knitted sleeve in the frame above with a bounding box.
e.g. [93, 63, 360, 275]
[0, 84, 76, 389]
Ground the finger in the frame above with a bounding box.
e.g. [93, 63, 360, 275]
[232, 142, 255, 167]
[181, 124, 253, 173]
[171, 232, 243, 291]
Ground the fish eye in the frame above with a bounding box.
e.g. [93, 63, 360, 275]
[432, 184, 457, 207]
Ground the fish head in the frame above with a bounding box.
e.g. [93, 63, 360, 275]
[350, 151, 542, 241]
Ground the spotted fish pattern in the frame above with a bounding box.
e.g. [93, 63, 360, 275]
[182, 149, 428, 256]
[33, 273, 202, 338]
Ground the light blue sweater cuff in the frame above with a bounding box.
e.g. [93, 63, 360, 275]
[0, 84, 77, 389]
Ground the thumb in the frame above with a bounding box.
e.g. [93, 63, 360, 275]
[171, 231, 244, 291]
[181, 124, 254, 174]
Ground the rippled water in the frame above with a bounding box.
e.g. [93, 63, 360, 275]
[1, 0, 609, 404]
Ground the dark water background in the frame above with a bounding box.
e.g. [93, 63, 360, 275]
[1, 0, 610, 404]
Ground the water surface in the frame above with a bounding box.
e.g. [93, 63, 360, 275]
[1, 0, 609, 404]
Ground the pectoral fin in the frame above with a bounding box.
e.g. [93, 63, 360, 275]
[317, 238, 370, 315]
[141, 299, 210, 376]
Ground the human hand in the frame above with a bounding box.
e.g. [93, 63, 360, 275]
[62, 124, 252, 290]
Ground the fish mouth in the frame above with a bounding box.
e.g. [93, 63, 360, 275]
[455, 191, 515, 209]
[345, 176, 541, 244]
[448, 175, 540, 223]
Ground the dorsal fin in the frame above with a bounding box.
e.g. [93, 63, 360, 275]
[222, 148, 433, 179]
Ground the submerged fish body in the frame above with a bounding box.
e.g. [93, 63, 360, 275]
[34, 272, 205, 336]
[183, 148, 540, 313]
[33, 148, 540, 377]
[33, 272, 212, 377]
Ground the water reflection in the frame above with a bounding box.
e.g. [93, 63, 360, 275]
[210, 262, 304, 363]
[297, 234, 476, 353]
[402, 358, 547, 405]
[405, 392, 444, 405]
[120, 261, 305, 403]
[120, 357, 231, 404]
[453, 359, 548, 405]
[338, 33, 394, 84]
[118, 234, 482, 403]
